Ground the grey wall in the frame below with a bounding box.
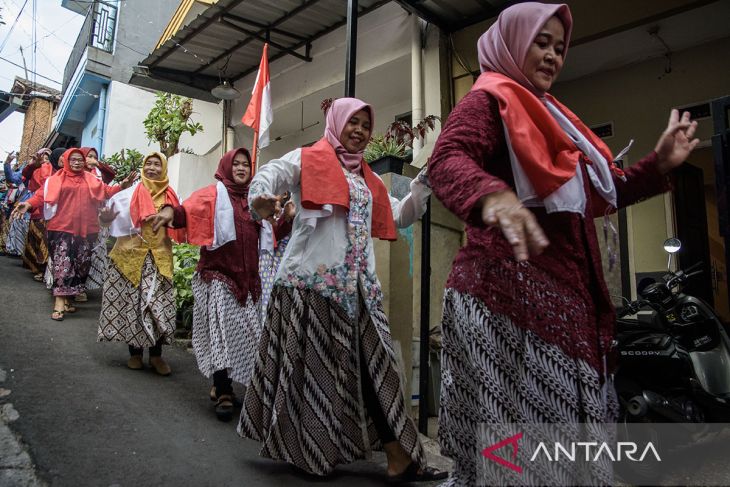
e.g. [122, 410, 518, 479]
[111, 0, 179, 84]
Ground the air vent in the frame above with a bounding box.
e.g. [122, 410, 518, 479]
[590, 122, 614, 139]
[675, 101, 711, 121]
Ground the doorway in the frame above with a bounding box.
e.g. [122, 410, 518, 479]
[672, 148, 730, 321]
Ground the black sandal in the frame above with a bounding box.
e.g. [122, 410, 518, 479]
[387, 462, 448, 483]
[215, 394, 234, 422]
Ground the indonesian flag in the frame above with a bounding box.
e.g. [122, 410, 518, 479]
[242, 43, 273, 149]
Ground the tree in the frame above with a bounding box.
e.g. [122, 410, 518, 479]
[143, 92, 203, 158]
[103, 148, 144, 183]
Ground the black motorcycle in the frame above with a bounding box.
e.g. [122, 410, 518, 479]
[615, 238, 730, 424]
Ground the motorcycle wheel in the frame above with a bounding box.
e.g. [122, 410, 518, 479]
[615, 413, 665, 485]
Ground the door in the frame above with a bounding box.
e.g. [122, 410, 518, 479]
[673, 162, 714, 305]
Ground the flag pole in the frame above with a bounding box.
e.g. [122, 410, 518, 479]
[252, 129, 260, 171]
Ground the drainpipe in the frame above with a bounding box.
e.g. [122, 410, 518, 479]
[97, 83, 108, 155]
[411, 15, 424, 161]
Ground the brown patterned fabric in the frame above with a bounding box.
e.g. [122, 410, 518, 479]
[98, 254, 175, 348]
[238, 285, 425, 476]
[21, 219, 49, 274]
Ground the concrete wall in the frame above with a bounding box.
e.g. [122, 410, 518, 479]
[80, 97, 101, 150]
[102, 80, 223, 160]
[111, 0, 180, 84]
[166, 151, 220, 202]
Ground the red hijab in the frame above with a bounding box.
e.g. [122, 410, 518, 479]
[215, 148, 254, 197]
[45, 148, 107, 205]
[43, 148, 108, 236]
[81, 147, 116, 184]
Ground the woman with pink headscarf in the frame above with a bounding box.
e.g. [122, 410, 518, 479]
[239, 98, 444, 482]
[428, 3, 700, 485]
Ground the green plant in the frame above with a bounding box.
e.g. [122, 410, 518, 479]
[104, 148, 144, 184]
[173, 243, 200, 330]
[143, 92, 203, 158]
[364, 135, 408, 162]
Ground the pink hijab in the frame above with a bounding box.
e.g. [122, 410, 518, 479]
[477, 2, 573, 95]
[324, 97, 374, 174]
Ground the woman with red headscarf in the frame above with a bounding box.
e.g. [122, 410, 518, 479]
[81, 147, 116, 184]
[12, 148, 123, 321]
[97, 152, 184, 376]
[238, 98, 444, 482]
[76, 147, 130, 299]
[428, 3, 700, 485]
[151, 147, 291, 421]
[20, 148, 53, 280]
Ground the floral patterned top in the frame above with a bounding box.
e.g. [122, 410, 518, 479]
[286, 169, 382, 317]
[247, 148, 431, 319]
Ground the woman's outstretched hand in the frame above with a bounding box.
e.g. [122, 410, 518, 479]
[119, 171, 138, 190]
[480, 190, 549, 262]
[10, 202, 31, 221]
[655, 109, 700, 175]
[98, 203, 119, 225]
[146, 206, 175, 233]
[251, 195, 281, 221]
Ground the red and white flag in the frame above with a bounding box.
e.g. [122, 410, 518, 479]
[242, 43, 273, 159]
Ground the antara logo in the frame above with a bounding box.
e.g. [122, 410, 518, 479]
[481, 433, 524, 474]
[530, 442, 661, 462]
[481, 432, 661, 474]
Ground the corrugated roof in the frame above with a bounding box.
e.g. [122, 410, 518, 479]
[134, 0, 391, 100]
[156, 0, 219, 50]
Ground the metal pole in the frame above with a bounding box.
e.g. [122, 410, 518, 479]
[418, 198, 431, 434]
[344, 0, 357, 97]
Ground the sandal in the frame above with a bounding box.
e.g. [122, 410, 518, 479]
[51, 309, 64, 321]
[74, 292, 88, 303]
[33, 273, 44, 282]
[63, 303, 77, 313]
[387, 462, 448, 483]
[215, 394, 234, 422]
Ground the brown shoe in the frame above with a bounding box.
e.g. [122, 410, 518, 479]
[149, 356, 171, 376]
[127, 355, 143, 370]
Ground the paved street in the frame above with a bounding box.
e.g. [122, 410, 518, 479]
[0, 255, 444, 487]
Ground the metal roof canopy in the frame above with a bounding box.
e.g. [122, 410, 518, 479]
[394, 0, 511, 33]
[134, 0, 390, 101]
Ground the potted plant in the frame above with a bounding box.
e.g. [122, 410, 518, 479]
[143, 92, 204, 158]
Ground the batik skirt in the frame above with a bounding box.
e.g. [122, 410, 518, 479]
[191, 274, 261, 385]
[437, 289, 618, 487]
[46, 230, 95, 297]
[21, 219, 49, 275]
[85, 226, 110, 291]
[0, 212, 9, 253]
[98, 253, 175, 349]
[5, 215, 29, 256]
[238, 285, 425, 476]
[258, 236, 289, 322]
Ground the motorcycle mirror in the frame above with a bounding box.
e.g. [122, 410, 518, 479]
[663, 238, 682, 254]
[664, 237, 681, 271]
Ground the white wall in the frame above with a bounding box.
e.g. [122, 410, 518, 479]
[102, 80, 223, 159]
[230, 2, 415, 162]
[167, 152, 220, 201]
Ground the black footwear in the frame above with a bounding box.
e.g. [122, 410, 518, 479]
[387, 462, 448, 483]
[215, 394, 234, 422]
